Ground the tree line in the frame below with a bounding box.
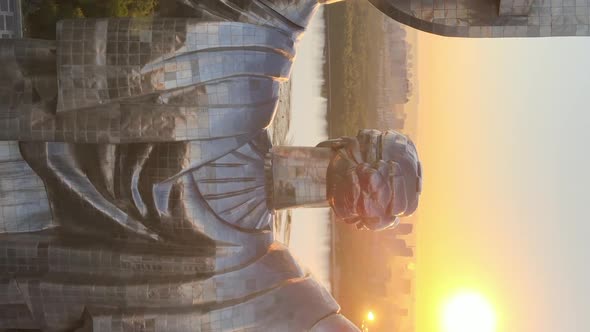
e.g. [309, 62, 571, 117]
[24, 0, 158, 39]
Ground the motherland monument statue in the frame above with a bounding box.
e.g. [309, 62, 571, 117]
[0, 1, 423, 331]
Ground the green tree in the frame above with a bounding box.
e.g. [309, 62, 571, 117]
[25, 0, 158, 39]
[108, 0, 158, 17]
[72, 6, 84, 18]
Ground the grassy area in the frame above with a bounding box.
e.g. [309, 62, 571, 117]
[23, 0, 157, 39]
[324, 0, 383, 138]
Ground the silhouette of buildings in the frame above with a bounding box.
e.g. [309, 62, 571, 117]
[374, 18, 412, 132]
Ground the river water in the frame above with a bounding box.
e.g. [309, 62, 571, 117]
[287, 7, 333, 292]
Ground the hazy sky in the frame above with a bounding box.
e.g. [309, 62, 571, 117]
[286, 7, 590, 332]
[415, 33, 590, 332]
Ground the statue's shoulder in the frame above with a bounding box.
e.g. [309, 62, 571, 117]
[158, 0, 319, 33]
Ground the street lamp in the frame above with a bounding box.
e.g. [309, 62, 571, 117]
[361, 311, 375, 332]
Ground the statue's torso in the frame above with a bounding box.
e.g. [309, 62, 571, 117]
[0, 1, 361, 331]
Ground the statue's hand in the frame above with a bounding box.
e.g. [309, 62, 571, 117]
[316, 136, 363, 164]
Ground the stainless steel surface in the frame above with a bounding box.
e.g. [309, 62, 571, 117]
[0, 141, 52, 233]
[369, 0, 590, 37]
[0, 0, 21, 38]
[320, 130, 421, 231]
[0, 1, 425, 331]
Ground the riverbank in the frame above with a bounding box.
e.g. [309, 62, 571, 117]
[324, 1, 417, 331]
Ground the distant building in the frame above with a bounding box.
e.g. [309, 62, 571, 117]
[370, 232, 414, 258]
[373, 18, 412, 132]
[381, 224, 413, 238]
[376, 104, 407, 131]
[398, 278, 412, 295]
[394, 223, 413, 235]
[389, 239, 414, 257]
[366, 268, 392, 298]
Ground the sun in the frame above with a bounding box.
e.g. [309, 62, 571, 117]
[442, 292, 496, 332]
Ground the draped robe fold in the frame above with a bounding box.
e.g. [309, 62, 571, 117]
[0, 1, 360, 331]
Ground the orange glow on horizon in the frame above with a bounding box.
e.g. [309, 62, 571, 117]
[413, 31, 516, 332]
[442, 291, 496, 332]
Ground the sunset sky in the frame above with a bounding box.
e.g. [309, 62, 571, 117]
[415, 33, 590, 332]
[289, 7, 590, 331]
